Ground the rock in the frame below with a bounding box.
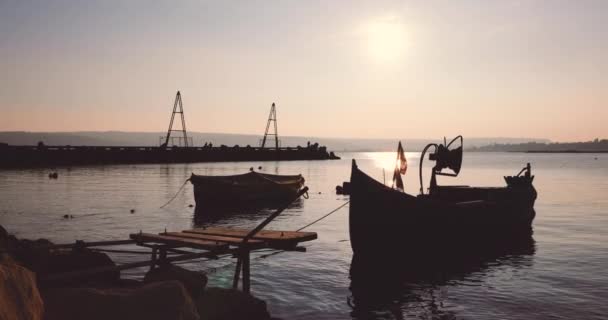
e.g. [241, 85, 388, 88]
[11, 245, 119, 288]
[40, 249, 119, 287]
[6, 238, 53, 271]
[196, 287, 271, 320]
[43, 280, 199, 320]
[145, 265, 207, 299]
[0, 225, 8, 251]
[0, 254, 44, 320]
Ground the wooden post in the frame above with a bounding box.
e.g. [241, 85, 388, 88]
[150, 247, 158, 271]
[232, 257, 242, 289]
[242, 249, 251, 293]
[159, 248, 167, 267]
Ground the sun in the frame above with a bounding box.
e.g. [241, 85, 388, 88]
[363, 16, 408, 63]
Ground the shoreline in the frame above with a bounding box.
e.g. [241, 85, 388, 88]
[0, 225, 280, 320]
[464, 150, 608, 154]
[523, 150, 608, 153]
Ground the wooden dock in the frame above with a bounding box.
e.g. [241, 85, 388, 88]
[129, 227, 317, 292]
[42, 187, 315, 293]
[42, 227, 316, 293]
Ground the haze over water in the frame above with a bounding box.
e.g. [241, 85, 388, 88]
[1, 152, 607, 319]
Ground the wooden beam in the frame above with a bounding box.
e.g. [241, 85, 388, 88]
[163, 232, 264, 247]
[130, 233, 229, 251]
[184, 228, 317, 243]
[241, 187, 309, 243]
[45, 239, 136, 250]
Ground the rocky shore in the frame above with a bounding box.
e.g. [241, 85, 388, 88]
[0, 225, 277, 320]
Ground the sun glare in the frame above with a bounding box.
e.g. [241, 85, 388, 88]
[363, 16, 408, 63]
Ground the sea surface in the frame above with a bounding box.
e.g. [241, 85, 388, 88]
[1, 152, 607, 319]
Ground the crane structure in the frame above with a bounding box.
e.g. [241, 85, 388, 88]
[161, 91, 191, 148]
[260, 102, 279, 150]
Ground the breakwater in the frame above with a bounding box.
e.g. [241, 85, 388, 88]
[0, 144, 340, 168]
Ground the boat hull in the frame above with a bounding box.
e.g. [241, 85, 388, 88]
[190, 172, 305, 208]
[348, 160, 536, 258]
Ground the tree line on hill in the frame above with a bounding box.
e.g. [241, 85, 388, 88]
[468, 139, 608, 152]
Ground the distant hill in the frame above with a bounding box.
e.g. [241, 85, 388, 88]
[0, 131, 548, 152]
[469, 139, 608, 152]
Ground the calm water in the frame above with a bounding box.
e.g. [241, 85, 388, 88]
[1, 152, 607, 319]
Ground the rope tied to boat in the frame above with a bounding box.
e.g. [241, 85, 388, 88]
[296, 200, 350, 231]
[124, 199, 350, 276]
[160, 178, 191, 209]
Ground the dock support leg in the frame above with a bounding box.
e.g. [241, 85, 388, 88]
[150, 247, 158, 271]
[159, 248, 167, 267]
[232, 257, 242, 290]
[242, 250, 251, 294]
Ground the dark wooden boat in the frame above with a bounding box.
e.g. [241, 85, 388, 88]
[190, 171, 305, 207]
[348, 136, 537, 257]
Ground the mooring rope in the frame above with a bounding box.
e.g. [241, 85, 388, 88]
[253, 200, 351, 260]
[156, 197, 349, 275]
[182, 200, 351, 274]
[296, 200, 350, 231]
[160, 178, 191, 209]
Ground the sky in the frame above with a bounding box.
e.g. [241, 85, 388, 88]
[0, 0, 606, 142]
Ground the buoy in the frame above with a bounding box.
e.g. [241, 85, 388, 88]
[188, 204, 194, 208]
[258, 166, 262, 170]
[130, 209, 135, 214]
[63, 214, 69, 219]
[250, 167, 254, 171]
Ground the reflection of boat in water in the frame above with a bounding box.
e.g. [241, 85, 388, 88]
[193, 198, 304, 225]
[348, 136, 537, 258]
[190, 171, 305, 208]
[349, 230, 536, 317]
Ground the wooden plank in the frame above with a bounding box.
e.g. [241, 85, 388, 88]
[129, 233, 229, 251]
[46, 239, 136, 250]
[163, 232, 265, 247]
[184, 227, 317, 243]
